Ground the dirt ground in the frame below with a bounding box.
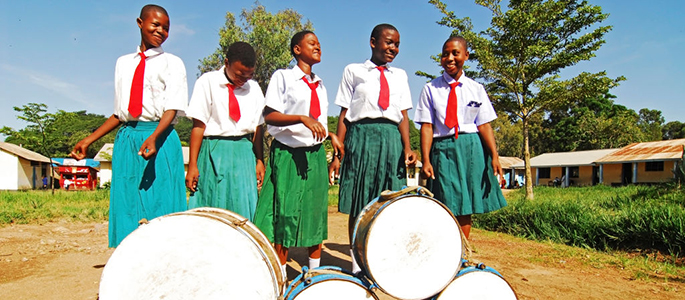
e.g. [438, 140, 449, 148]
[0, 207, 683, 300]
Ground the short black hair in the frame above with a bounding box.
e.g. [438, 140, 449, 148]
[290, 30, 315, 58]
[140, 4, 168, 19]
[370, 23, 398, 40]
[226, 41, 256, 67]
[443, 35, 468, 51]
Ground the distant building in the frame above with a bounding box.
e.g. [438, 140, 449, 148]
[52, 158, 100, 190]
[500, 156, 524, 188]
[0, 142, 52, 190]
[94, 143, 190, 188]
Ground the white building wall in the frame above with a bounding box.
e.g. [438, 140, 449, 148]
[17, 158, 35, 190]
[98, 161, 112, 187]
[0, 150, 19, 190]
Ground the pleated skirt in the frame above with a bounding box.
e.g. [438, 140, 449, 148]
[109, 122, 187, 248]
[254, 141, 328, 248]
[337, 119, 406, 218]
[428, 133, 507, 216]
[188, 136, 258, 221]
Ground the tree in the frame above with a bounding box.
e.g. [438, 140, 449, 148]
[637, 108, 664, 142]
[663, 121, 685, 140]
[198, 3, 313, 91]
[429, 0, 624, 199]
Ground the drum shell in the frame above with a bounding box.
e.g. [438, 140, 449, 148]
[352, 193, 463, 300]
[284, 266, 378, 300]
[99, 207, 285, 300]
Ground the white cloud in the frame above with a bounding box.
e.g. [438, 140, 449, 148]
[172, 23, 195, 36]
[0, 64, 92, 107]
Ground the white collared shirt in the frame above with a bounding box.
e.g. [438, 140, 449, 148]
[334, 60, 412, 123]
[113, 46, 188, 122]
[264, 66, 329, 147]
[413, 72, 497, 136]
[186, 66, 265, 136]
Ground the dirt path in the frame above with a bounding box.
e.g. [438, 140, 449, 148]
[0, 208, 682, 300]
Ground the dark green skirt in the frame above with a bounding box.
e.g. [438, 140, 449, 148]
[428, 133, 507, 216]
[188, 136, 258, 221]
[253, 141, 328, 248]
[338, 119, 406, 218]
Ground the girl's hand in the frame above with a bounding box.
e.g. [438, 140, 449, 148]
[70, 139, 91, 160]
[404, 149, 417, 167]
[256, 159, 265, 189]
[421, 161, 435, 180]
[302, 116, 327, 142]
[185, 166, 199, 192]
[329, 133, 345, 160]
[139, 137, 157, 159]
[492, 156, 504, 183]
[328, 157, 340, 185]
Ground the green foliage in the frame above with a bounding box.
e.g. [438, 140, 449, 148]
[637, 108, 665, 142]
[0, 190, 110, 224]
[663, 121, 685, 140]
[674, 147, 685, 188]
[2, 104, 116, 158]
[428, 0, 625, 199]
[198, 4, 313, 91]
[174, 117, 193, 146]
[475, 185, 685, 256]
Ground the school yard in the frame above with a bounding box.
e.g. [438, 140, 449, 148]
[0, 204, 682, 300]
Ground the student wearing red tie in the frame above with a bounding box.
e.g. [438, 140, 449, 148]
[69, 4, 187, 248]
[254, 31, 343, 272]
[329, 23, 417, 273]
[413, 36, 506, 240]
[185, 42, 265, 222]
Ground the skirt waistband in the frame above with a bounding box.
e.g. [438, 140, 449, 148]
[204, 134, 251, 141]
[433, 132, 476, 142]
[351, 118, 398, 126]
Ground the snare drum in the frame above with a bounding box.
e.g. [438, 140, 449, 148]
[352, 188, 463, 300]
[433, 262, 518, 300]
[99, 207, 285, 300]
[284, 266, 378, 300]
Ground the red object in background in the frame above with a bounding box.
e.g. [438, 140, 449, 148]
[58, 166, 98, 191]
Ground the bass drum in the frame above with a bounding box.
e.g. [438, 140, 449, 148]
[353, 187, 463, 300]
[284, 266, 378, 300]
[98, 207, 285, 300]
[433, 262, 518, 300]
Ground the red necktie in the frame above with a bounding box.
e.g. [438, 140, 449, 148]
[377, 66, 389, 110]
[227, 84, 241, 122]
[444, 82, 460, 138]
[128, 52, 147, 118]
[302, 76, 321, 119]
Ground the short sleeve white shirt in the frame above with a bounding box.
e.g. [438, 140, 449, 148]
[113, 46, 188, 122]
[264, 66, 328, 147]
[186, 66, 265, 137]
[413, 72, 497, 137]
[334, 60, 412, 123]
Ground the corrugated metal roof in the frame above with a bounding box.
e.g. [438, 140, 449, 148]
[95, 143, 190, 164]
[500, 156, 523, 169]
[511, 149, 620, 168]
[0, 142, 51, 163]
[595, 139, 685, 163]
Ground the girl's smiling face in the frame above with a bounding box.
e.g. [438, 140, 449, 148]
[441, 39, 469, 79]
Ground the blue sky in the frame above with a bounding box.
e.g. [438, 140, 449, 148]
[1, 0, 683, 138]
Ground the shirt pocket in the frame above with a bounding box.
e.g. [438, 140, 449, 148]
[462, 100, 482, 125]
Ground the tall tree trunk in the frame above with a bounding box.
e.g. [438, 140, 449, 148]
[523, 117, 534, 200]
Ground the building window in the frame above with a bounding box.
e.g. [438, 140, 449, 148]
[569, 167, 580, 178]
[538, 168, 550, 179]
[645, 161, 664, 172]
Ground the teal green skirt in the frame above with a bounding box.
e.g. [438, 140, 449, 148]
[428, 133, 507, 216]
[338, 119, 406, 218]
[189, 136, 258, 221]
[253, 141, 328, 248]
[109, 122, 187, 248]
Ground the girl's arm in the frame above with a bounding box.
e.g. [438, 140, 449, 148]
[263, 107, 326, 142]
[477, 122, 504, 182]
[253, 125, 265, 188]
[419, 123, 435, 179]
[185, 119, 205, 192]
[328, 108, 348, 183]
[399, 110, 417, 166]
[139, 109, 178, 159]
[70, 114, 122, 160]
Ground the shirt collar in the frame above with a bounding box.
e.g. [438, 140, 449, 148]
[363, 59, 392, 72]
[137, 46, 164, 58]
[218, 66, 249, 90]
[293, 65, 321, 83]
[442, 72, 464, 86]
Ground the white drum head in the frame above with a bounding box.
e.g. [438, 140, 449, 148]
[99, 212, 281, 300]
[437, 270, 517, 300]
[290, 279, 376, 300]
[362, 195, 462, 300]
